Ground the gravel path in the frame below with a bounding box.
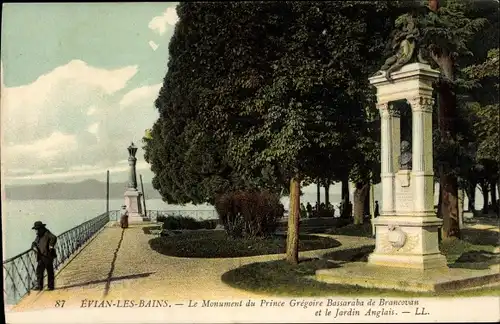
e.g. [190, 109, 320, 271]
[12, 223, 374, 311]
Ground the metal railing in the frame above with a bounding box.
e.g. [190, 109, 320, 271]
[3, 212, 110, 305]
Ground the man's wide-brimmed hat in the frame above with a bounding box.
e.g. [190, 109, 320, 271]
[32, 221, 46, 229]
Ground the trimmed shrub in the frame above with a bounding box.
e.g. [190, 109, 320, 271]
[157, 215, 217, 230]
[156, 215, 167, 223]
[214, 190, 284, 238]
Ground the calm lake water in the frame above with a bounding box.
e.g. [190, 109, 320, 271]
[1, 184, 488, 260]
[1, 199, 215, 260]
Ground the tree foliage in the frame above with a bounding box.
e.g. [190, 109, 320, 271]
[390, 0, 493, 238]
[464, 48, 500, 164]
[146, 2, 405, 208]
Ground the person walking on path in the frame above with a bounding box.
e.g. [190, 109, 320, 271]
[306, 202, 313, 218]
[120, 205, 129, 228]
[300, 203, 307, 218]
[374, 200, 380, 217]
[31, 221, 57, 291]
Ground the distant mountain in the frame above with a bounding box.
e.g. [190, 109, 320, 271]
[4, 180, 163, 200]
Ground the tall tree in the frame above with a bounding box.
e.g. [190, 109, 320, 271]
[395, 0, 488, 238]
[465, 48, 500, 210]
[144, 3, 286, 205]
[224, 1, 404, 263]
[147, 2, 407, 265]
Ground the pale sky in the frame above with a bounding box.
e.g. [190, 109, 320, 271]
[1, 3, 179, 185]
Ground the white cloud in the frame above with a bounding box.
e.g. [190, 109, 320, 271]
[2, 60, 138, 145]
[148, 7, 178, 35]
[119, 83, 161, 107]
[87, 105, 98, 116]
[149, 40, 159, 51]
[87, 122, 99, 135]
[7, 132, 77, 161]
[1, 60, 160, 184]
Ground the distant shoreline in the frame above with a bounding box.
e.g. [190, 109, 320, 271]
[3, 180, 163, 200]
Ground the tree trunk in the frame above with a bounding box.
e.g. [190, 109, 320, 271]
[437, 180, 443, 242]
[429, 0, 439, 12]
[497, 179, 500, 217]
[490, 179, 497, 213]
[465, 181, 476, 212]
[341, 177, 350, 218]
[433, 47, 460, 238]
[370, 181, 376, 236]
[429, 0, 460, 238]
[286, 176, 300, 265]
[324, 182, 330, 206]
[480, 182, 489, 214]
[364, 186, 371, 217]
[316, 181, 321, 206]
[353, 183, 370, 225]
[440, 173, 461, 239]
[458, 189, 464, 229]
[497, 177, 500, 218]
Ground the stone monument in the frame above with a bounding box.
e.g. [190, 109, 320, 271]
[316, 13, 500, 292]
[366, 16, 447, 270]
[124, 142, 144, 223]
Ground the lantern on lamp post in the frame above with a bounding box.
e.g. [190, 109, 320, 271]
[127, 142, 138, 190]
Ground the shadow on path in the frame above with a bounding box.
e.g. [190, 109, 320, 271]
[321, 245, 375, 263]
[461, 228, 499, 246]
[56, 272, 154, 290]
[103, 229, 125, 297]
[449, 250, 500, 270]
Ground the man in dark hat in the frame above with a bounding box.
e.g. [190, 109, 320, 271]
[31, 221, 57, 291]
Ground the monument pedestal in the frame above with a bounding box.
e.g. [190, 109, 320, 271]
[368, 215, 448, 270]
[124, 189, 144, 223]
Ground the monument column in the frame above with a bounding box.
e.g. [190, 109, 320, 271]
[378, 103, 398, 215]
[409, 96, 435, 214]
[128, 150, 138, 190]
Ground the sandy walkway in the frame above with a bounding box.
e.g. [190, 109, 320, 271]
[11, 223, 374, 312]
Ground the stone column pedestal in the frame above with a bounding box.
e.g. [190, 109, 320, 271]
[368, 215, 447, 269]
[124, 189, 144, 223]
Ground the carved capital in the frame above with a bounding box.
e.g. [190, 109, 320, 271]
[408, 96, 434, 113]
[377, 102, 400, 118]
[388, 103, 401, 118]
[376, 102, 389, 111]
[377, 103, 390, 119]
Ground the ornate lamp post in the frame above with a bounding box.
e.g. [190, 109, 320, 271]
[127, 142, 138, 190]
[124, 142, 143, 222]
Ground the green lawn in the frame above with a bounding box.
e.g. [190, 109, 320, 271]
[221, 224, 499, 297]
[326, 222, 374, 238]
[221, 257, 500, 297]
[148, 231, 341, 258]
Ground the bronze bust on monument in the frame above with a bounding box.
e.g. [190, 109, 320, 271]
[399, 140, 413, 170]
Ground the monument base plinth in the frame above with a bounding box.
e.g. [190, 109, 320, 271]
[368, 215, 448, 270]
[124, 189, 144, 223]
[316, 262, 500, 292]
[368, 252, 448, 270]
